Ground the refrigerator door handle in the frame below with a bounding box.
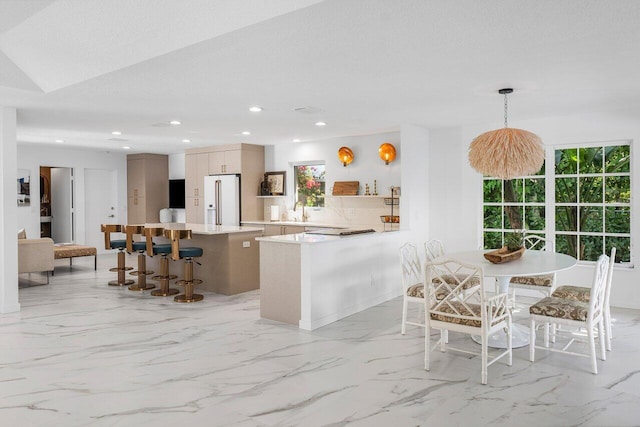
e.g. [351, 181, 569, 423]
[215, 179, 222, 225]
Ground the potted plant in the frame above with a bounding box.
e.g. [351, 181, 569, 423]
[504, 230, 526, 252]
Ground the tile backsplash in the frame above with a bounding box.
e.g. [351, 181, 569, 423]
[262, 196, 400, 231]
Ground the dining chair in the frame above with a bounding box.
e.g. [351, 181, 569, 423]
[424, 258, 512, 385]
[424, 239, 445, 262]
[426, 239, 481, 298]
[509, 235, 557, 305]
[400, 242, 426, 334]
[552, 247, 616, 351]
[529, 253, 609, 374]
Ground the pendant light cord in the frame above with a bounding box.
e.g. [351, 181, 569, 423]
[504, 92, 509, 128]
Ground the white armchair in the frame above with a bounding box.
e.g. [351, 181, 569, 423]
[18, 238, 54, 283]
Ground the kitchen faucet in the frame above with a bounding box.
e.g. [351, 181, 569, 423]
[293, 200, 308, 222]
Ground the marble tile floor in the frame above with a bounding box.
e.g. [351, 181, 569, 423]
[2, 253, 640, 426]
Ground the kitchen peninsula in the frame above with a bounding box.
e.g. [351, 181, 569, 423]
[141, 223, 263, 295]
[257, 229, 408, 330]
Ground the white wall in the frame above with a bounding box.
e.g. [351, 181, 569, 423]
[264, 132, 402, 228]
[17, 144, 127, 244]
[429, 110, 640, 309]
[400, 124, 430, 240]
[1, 107, 20, 313]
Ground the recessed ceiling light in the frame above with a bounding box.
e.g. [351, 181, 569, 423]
[123, 146, 131, 150]
[111, 131, 122, 135]
[169, 120, 181, 125]
[315, 121, 327, 127]
[242, 131, 251, 136]
[55, 139, 64, 143]
[292, 138, 301, 143]
[249, 106, 263, 112]
[182, 139, 191, 143]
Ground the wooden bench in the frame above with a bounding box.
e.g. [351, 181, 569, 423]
[53, 245, 97, 272]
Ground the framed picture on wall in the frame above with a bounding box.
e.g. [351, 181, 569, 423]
[265, 171, 286, 195]
[17, 169, 30, 206]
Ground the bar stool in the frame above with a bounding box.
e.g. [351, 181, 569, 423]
[125, 225, 155, 292]
[101, 224, 134, 286]
[165, 229, 204, 303]
[144, 227, 179, 297]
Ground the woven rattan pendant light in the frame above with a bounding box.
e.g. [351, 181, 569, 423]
[468, 88, 544, 179]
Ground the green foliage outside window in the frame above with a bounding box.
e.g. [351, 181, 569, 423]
[483, 143, 631, 264]
[482, 166, 545, 249]
[555, 144, 631, 263]
[295, 164, 325, 207]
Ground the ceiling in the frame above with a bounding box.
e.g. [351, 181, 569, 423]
[2, 0, 640, 154]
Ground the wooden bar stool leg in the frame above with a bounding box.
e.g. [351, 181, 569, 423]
[129, 251, 155, 292]
[151, 255, 179, 296]
[175, 258, 203, 303]
[108, 249, 134, 286]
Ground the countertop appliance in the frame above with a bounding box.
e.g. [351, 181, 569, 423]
[204, 174, 240, 226]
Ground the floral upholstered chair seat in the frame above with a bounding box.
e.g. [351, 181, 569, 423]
[552, 286, 590, 303]
[529, 297, 590, 321]
[510, 273, 554, 287]
[430, 301, 503, 327]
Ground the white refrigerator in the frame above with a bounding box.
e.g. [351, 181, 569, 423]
[204, 175, 240, 226]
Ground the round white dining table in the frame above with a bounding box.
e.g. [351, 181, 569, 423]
[436, 250, 577, 348]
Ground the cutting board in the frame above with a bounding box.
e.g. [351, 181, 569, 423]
[332, 181, 359, 196]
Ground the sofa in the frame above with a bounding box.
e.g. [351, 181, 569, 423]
[18, 235, 54, 283]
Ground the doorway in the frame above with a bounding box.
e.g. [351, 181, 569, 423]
[40, 166, 75, 243]
[84, 168, 118, 252]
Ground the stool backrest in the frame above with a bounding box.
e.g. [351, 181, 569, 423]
[125, 225, 145, 253]
[101, 224, 124, 250]
[164, 229, 192, 261]
[144, 227, 165, 256]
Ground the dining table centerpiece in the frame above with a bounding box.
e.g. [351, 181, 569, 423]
[484, 230, 526, 264]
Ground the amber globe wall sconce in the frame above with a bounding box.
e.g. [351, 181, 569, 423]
[338, 146, 354, 167]
[379, 143, 396, 165]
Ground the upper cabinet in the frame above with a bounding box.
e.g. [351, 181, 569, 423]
[127, 153, 169, 224]
[208, 149, 241, 174]
[185, 153, 209, 223]
[185, 144, 265, 223]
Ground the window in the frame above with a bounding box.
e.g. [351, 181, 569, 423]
[555, 143, 631, 263]
[294, 164, 325, 207]
[482, 166, 546, 249]
[482, 141, 632, 265]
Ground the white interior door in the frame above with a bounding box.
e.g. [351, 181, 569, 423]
[51, 167, 74, 243]
[85, 168, 117, 253]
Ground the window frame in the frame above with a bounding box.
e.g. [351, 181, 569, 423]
[551, 140, 632, 266]
[481, 139, 633, 267]
[291, 161, 326, 209]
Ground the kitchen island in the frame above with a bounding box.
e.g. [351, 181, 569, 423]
[141, 223, 263, 295]
[256, 229, 408, 330]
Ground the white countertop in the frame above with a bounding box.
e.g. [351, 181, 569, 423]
[144, 223, 264, 235]
[256, 229, 399, 245]
[242, 220, 347, 228]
